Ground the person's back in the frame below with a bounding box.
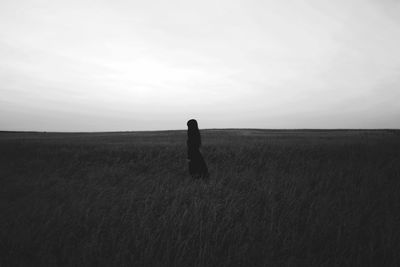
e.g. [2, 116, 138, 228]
[186, 119, 209, 179]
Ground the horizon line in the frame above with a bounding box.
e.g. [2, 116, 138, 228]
[1, 128, 399, 134]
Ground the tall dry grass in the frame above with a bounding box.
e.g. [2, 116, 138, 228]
[1, 130, 399, 266]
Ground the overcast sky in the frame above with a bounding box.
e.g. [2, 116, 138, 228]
[1, 0, 399, 131]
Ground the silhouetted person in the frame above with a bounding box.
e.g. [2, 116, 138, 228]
[187, 119, 209, 179]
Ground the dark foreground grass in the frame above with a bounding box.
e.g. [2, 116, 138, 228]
[1, 130, 399, 266]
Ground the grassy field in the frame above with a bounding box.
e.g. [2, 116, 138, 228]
[1, 129, 399, 266]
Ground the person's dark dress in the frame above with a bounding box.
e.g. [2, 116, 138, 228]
[187, 139, 209, 179]
[187, 120, 209, 179]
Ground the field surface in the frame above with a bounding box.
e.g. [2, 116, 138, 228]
[1, 129, 399, 266]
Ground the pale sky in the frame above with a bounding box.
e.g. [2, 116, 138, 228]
[1, 0, 399, 131]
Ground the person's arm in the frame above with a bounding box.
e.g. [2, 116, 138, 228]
[187, 140, 191, 161]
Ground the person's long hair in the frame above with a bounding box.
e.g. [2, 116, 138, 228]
[187, 119, 201, 148]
